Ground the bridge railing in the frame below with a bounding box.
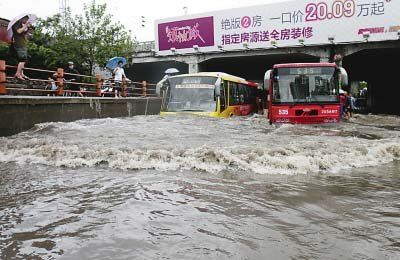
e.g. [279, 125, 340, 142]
[135, 41, 155, 53]
[0, 60, 157, 98]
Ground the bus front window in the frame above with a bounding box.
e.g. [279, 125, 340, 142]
[166, 76, 218, 112]
[273, 67, 339, 104]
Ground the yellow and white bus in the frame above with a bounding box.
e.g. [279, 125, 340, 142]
[157, 72, 260, 118]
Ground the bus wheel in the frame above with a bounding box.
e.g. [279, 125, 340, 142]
[229, 113, 234, 118]
[269, 120, 272, 125]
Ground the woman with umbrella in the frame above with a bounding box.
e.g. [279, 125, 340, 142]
[8, 14, 36, 80]
[106, 57, 130, 98]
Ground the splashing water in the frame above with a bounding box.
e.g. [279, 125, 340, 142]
[1, 114, 400, 260]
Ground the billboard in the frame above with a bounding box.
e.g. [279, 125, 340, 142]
[158, 17, 215, 51]
[155, 0, 400, 55]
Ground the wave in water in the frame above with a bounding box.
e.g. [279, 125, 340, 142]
[0, 118, 400, 174]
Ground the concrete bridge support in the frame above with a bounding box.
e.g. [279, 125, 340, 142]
[188, 62, 200, 74]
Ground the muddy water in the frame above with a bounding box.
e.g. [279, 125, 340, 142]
[0, 114, 399, 259]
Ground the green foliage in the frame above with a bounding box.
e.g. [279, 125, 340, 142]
[27, 0, 136, 75]
[0, 41, 9, 61]
[359, 81, 368, 88]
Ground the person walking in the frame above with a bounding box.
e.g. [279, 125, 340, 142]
[11, 15, 32, 80]
[343, 91, 355, 119]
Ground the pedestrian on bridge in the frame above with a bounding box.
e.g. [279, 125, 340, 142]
[10, 15, 35, 81]
[64, 61, 83, 97]
[113, 60, 128, 98]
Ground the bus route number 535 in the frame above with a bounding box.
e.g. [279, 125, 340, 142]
[278, 109, 289, 115]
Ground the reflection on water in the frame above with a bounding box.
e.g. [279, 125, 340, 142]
[0, 114, 399, 259]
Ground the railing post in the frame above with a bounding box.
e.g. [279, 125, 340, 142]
[57, 68, 64, 96]
[0, 60, 6, 95]
[96, 74, 102, 97]
[122, 78, 127, 97]
[142, 81, 147, 97]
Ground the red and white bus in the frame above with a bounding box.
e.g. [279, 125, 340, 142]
[264, 63, 348, 124]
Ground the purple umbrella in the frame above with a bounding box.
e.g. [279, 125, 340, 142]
[7, 13, 36, 39]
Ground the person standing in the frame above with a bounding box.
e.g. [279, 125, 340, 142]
[64, 61, 79, 81]
[64, 61, 83, 97]
[113, 60, 128, 98]
[11, 15, 32, 80]
[343, 91, 354, 119]
[339, 89, 346, 118]
[349, 92, 357, 115]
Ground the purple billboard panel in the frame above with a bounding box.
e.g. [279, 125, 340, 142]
[158, 16, 215, 51]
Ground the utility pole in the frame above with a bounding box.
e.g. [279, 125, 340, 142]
[59, 0, 70, 29]
[59, 0, 70, 19]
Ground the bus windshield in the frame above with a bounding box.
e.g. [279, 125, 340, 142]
[165, 76, 217, 112]
[272, 67, 339, 104]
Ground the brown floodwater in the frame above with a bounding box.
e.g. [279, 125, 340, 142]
[0, 114, 399, 259]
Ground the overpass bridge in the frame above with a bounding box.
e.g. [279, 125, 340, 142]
[130, 40, 400, 115]
[128, 0, 400, 115]
[131, 39, 400, 79]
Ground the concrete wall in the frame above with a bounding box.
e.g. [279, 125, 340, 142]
[0, 96, 162, 137]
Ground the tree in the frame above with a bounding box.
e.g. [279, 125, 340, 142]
[0, 42, 9, 60]
[27, 0, 136, 75]
[71, 1, 136, 74]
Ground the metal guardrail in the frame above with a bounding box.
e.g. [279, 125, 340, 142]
[135, 41, 155, 52]
[0, 60, 158, 98]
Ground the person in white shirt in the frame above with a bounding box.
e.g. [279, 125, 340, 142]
[113, 61, 128, 97]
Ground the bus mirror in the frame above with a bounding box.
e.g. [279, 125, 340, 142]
[264, 70, 272, 81]
[159, 80, 169, 96]
[156, 79, 166, 96]
[215, 77, 222, 97]
[264, 69, 272, 88]
[339, 67, 348, 88]
[163, 79, 170, 88]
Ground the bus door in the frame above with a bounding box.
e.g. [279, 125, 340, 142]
[224, 80, 230, 107]
[238, 84, 251, 115]
[219, 80, 226, 112]
[229, 82, 240, 106]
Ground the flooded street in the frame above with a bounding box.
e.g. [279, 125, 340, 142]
[1, 114, 399, 259]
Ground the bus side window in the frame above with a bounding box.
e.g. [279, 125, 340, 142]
[273, 81, 281, 101]
[230, 82, 239, 105]
[224, 80, 229, 107]
[250, 87, 257, 104]
[248, 85, 254, 104]
[238, 84, 245, 104]
[220, 81, 226, 111]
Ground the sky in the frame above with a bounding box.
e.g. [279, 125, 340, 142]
[0, 0, 284, 41]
